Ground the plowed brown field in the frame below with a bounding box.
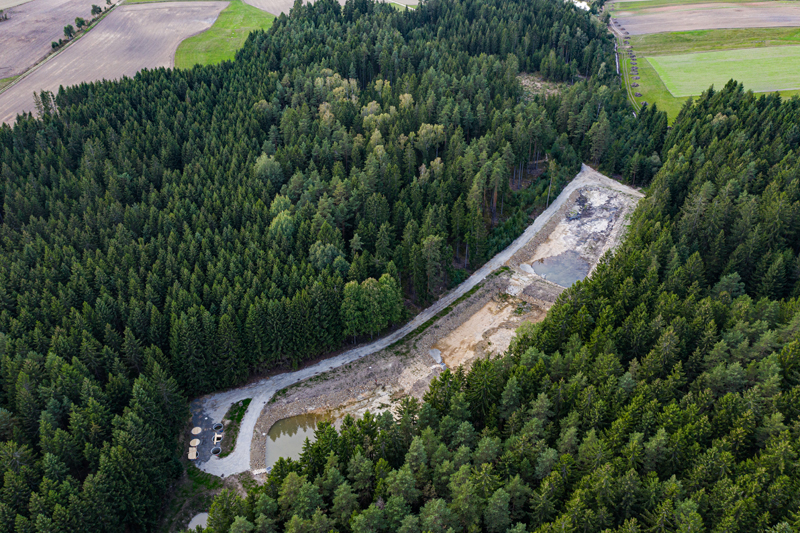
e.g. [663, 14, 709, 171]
[615, 2, 800, 34]
[0, 0, 100, 79]
[0, 1, 227, 124]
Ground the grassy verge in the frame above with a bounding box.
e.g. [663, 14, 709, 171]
[159, 464, 222, 532]
[398, 269, 511, 346]
[174, 0, 274, 69]
[0, 76, 19, 92]
[218, 398, 252, 458]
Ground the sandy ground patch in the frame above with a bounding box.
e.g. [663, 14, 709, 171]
[0, 1, 227, 124]
[193, 165, 643, 478]
[248, 179, 640, 474]
[435, 298, 525, 367]
[615, 2, 800, 34]
[0, 0, 101, 79]
[530, 188, 632, 266]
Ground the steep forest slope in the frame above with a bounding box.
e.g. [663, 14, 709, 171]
[0, 0, 665, 530]
[199, 83, 800, 533]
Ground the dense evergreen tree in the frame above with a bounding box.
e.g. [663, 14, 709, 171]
[0, 0, 674, 529]
[201, 82, 800, 533]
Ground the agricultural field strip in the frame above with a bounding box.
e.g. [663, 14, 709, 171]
[0, 0, 102, 79]
[612, 0, 788, 14]
[648, 45, 800, 96]
[194, 164, 644, 478]
[0, 0, 32, 10]
[0, 1, 227, 124]
[629, 27, 800, 56]
[613, 3, 800, 34]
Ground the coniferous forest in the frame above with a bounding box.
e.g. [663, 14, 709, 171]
[2, 0, 800, 530]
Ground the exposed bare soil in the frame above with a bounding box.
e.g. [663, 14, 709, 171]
[615, 2, 800, 34]
[192, 165, 642, 480]
[248, 174, 642, 475]
[0, 1, 227, 124]
[0, 0, 101, 79]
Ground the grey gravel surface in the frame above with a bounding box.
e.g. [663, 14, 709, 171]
[194, 164, 643, 477]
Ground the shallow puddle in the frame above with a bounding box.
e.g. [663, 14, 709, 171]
[531, 250, 590, 287]
[265, 413, 340, 469]
[188, 512, 208, 529]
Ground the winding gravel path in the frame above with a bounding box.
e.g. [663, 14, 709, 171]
[194, 164, 643, 477]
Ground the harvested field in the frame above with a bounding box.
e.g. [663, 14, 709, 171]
[649, 45, 800, 96]
[614, 2, 800, 34]
[0, 1, 227, 124]
[0, 0, 32, 9]
[0, 0, 100, 79]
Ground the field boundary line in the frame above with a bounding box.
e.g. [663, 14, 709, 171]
[0, 0, 124, 100]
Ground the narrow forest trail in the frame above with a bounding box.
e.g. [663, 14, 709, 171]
[194, 164, 643, 477]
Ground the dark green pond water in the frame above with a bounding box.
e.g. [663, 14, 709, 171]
[265, 413, 340, 469]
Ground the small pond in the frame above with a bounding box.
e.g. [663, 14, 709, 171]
[188, 512, 208, 529]
[265, 413, 341, 469]
[532, 250, 590, 288]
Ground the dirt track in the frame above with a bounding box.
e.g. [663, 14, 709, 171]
[0, 1, 227, 124]
[192, 164, 643, 478]
[0, 0, 100, 79]
[615, 2, 800, 34]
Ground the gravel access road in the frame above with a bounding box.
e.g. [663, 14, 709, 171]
[0, 1, 227, 124]
[194, 164, 643, 477]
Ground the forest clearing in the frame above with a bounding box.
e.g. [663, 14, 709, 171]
[0, 1, 226, 124]
[190, 165, 642, 481]
[0, 0, 99, 80]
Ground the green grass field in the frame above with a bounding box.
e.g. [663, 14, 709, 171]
[0, 76, 19, 92]
[648, 45, 800, 96]
[621, 55, 687, 120]
[630, 27, 800, 55]
[174, 0, 274, 69]
[619, 27, 800, 122]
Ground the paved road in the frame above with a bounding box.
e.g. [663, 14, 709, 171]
[0, 1, 227, 124]
[194, 164, 643, 477]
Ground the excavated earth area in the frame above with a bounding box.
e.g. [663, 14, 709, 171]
[247, 179, 642, 476]
[191, 165, 643, 480]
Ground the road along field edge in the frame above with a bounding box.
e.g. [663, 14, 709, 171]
[0, 0, 124, 99]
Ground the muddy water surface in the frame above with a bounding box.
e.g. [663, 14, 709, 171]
[265, 413, 341, 469]
[532, 250, 590, 287]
